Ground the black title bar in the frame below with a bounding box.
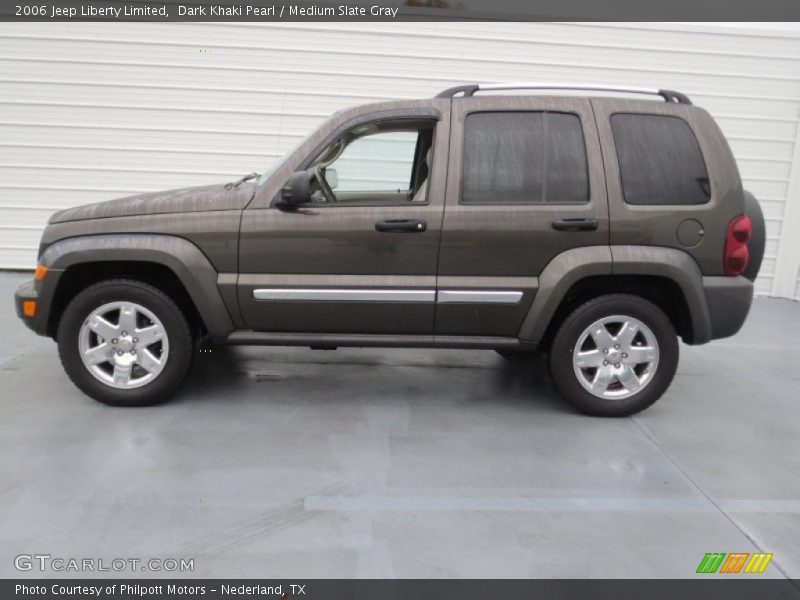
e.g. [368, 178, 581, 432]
[5, 579, 800, 600]
[4, 0, 800, 21]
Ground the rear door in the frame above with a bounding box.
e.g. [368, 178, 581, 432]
[435, 96, 609, 337]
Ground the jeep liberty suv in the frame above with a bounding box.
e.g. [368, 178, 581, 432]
[14, 83, 765, 416]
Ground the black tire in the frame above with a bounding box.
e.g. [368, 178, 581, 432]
[57, 279, 194, 406]
[549, 294, 678, 417]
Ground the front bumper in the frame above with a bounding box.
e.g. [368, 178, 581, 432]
[14, 281, 41, 333]
[14, 279, 40, 332]
[14, 273, 61, 337]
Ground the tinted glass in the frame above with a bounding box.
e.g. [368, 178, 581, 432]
[461, 111, 589, 204]
[611, 114, 710, 205]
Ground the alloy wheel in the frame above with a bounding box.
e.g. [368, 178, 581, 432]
[572, 315, 659, 400]
[78, 301, 169, 389]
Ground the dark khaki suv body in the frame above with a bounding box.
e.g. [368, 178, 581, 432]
[14, 84, 765, 416]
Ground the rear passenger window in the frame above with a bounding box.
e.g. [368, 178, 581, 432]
[461, 111, 589, 204]
[611, 114, 710, 205]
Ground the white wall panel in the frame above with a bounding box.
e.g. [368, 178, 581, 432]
[0, 21, 798, 298]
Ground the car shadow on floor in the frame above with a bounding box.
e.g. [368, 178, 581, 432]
[177, 345, 573, 415]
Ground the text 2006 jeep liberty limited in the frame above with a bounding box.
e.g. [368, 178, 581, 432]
[14, 83, 765, 416]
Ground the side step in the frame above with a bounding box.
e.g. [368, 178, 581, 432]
[224, 332, 534, 350]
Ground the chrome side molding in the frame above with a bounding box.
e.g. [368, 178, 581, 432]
[436, 290, 523, 304]
[253, 289, 436, 302]
[253, 288, 524, 304]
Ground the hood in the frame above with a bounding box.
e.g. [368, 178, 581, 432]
[49, 182, 255, 224]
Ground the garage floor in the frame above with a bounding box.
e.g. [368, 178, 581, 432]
[1, 271, 798, 579]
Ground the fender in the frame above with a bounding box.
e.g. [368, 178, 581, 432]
[518, 246, 612, 343]
[39, 234, 235, 336]
[611, 246, 712, 344]
[517, 245, 712, 345]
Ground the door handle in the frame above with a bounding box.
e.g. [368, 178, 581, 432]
[375, 219, 427, 233]
[551, 218, 599, 232]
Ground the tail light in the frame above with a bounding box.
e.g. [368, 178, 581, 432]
[724, 214, 751, 276]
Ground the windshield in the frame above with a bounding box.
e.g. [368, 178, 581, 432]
[256, 138, 305, 187]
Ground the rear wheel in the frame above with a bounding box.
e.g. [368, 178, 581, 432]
[549, 294, 678, 417]
[57, 279, 194, 406]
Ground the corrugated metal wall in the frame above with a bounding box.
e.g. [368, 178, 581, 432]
[0, 22, 799, 298]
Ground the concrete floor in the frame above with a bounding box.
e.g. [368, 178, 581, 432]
[1, 270, 799, 579]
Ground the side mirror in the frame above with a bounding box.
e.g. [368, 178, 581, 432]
[278, 171, 311, 208]
[325, 168, 338, 190]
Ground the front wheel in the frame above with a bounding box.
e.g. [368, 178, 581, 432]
[57, 279, 194, 406]
[549, 294, 678, 417]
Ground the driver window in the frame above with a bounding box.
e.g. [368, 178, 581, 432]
[309, 120, 435, 205]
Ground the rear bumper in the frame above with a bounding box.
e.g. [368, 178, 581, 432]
[703, 276, 754, 341]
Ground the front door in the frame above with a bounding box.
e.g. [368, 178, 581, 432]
[435, 96, 609, 337]
[237, 112, 449, 335]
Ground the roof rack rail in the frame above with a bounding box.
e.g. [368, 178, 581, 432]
[435, 83, 692, 105]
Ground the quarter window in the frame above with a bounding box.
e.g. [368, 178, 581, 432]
[611, 114, 710, 205]
[461, 111, 589, 204]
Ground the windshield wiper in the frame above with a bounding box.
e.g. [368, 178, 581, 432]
[225, 172, 259, 190]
